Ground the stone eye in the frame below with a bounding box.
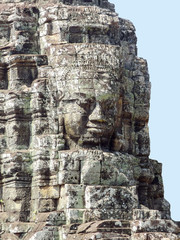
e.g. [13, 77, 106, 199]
[76, 98, 95, 112]
[75, 99, 89, 110]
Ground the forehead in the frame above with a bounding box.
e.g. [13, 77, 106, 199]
[57, 44, 122, 100]
[62, 68, 120, 100]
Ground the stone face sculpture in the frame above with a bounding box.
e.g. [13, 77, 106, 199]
[0, 0, 179, 239]
[59, 47, 122, 149]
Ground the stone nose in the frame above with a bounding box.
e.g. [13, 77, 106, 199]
[88, 103, 106, 123]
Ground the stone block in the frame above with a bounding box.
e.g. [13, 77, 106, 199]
[46, 211, 66, 226]
[0, 22, 10, 45]
[3, 186, 30, 201]
[0, 63, 8, 89]
[0, 135, 7, 153]
[3, 222, 34, 234]
[1, 233, 19, 240]
[58, 170, 80, 184]
[29, 228, 59, 240]
[30, 198, 39, 218]
[0, 212, 20, 223]
[59, 152, 80, 171]
[1, 152, 32, 177]
[32, 158, 50, 177]
[69, 33, 84, 43]
[101, 152, 141, 186]
[0, 1, 177, 239]
[31, 118, 49, 135]
[84, 208, 133, 222]
[134, 105, 149, 122]
[7, 60, 38, 89]
[132, 233, 178, 240]
[31, 186, 40, 200]
[6, 120, 31, 149]
[39, 199, 57, 213]
[66, 209, 85, 224]
[133, 209, 161, 220]
[32, 135, 60, 150]
[134, 77, 150, 105]
[80, 159, 101, 185]
[131, 219, 178, 234]
[4, 199, 23, 212]
[58, 184, 85, 209]
[85, 186, 138, 210]
[134, 125, 150, 156]
[31, 186, 59, 200]
[5, 91, 31, 117]
[40, 22, 53, 36]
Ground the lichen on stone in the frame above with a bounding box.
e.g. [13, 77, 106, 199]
[0, 0, 179, 239]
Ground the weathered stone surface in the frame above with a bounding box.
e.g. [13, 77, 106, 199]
[0, 0, 179, 239]
[132, 233, 178, 240]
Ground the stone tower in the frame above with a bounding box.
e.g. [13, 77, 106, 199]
[0, 0, 179, 239]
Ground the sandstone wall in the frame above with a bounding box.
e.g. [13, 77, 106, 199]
[0, 0, 179, 239]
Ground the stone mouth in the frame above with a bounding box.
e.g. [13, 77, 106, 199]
[87, 125, 108, 134]
[87, 127, 105, 132]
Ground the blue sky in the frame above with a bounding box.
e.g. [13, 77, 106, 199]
[110, 0, 180, 220]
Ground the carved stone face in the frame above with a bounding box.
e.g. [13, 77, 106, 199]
[61, 69, 122, 148]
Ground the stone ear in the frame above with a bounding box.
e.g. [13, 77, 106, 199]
[111, 132, 125, 152]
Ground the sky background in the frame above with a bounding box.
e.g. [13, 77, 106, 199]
[110, 0, 180, 221]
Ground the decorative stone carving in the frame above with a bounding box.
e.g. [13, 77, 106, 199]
[0, 0, 179, 239]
